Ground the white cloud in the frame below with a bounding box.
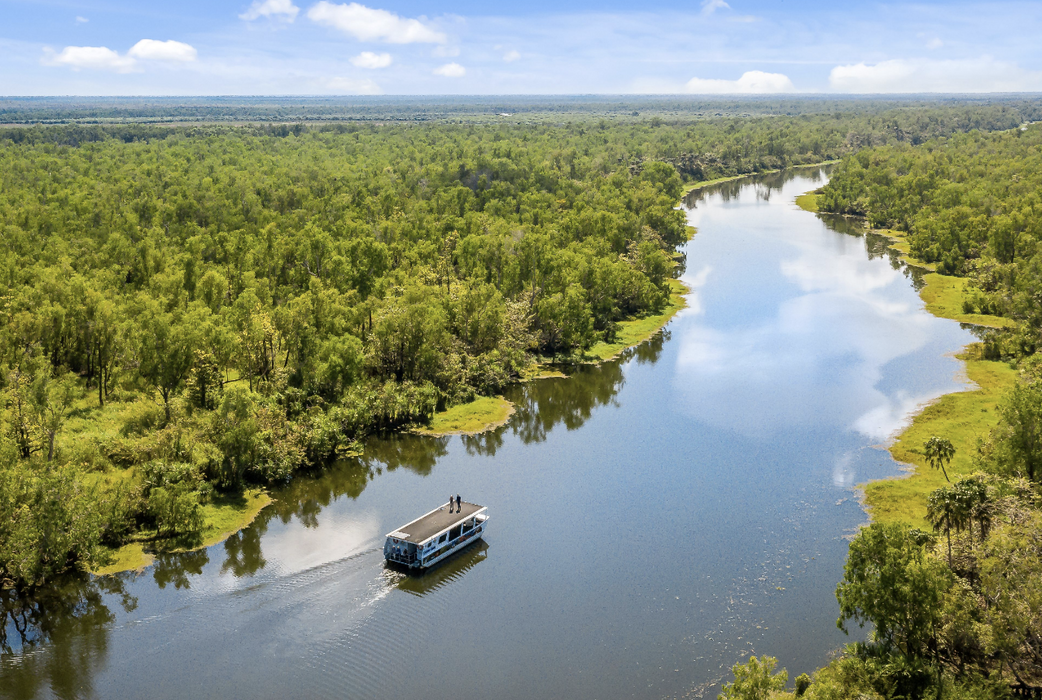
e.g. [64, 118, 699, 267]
[75, 16, 89, 24]
[701, 0, 730, 15]
[326, 76, 382, 94]
[240, 0, 300, 22]
[433, 62, 465, 77]
[829, 57, 1042, 93]
[128, 39, 198, 62]
[350, 51, 392, 68]
[43, 40, 197, 73]
[926, 37, 943, 50]
[685, 70, 795, 94]
[307, 2, 446, 44]
[43, 46, 138, 73]
[432, 45, 460, 57]
[503, 50, 521, 62]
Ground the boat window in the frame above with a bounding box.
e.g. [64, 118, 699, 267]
[439, 533, 447, 544]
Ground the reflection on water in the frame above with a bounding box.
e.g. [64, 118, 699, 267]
[0, 577, 136, 699]
[360, 433, 450, 476]
[220, 525, 267, 579]
[1, 168, 981, 700]
[389, 540, 490, 597]
[154, 549, 210, 590]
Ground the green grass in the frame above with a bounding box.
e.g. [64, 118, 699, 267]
[795, 192, 820, 212]
[416, 396, 515, 436]
[585, 278, 689, 362]
[93, 542, 154, 576]
[197, 488, 272, 548]
[861, 225, 1018, 527]
[920, 273, 1016, 329]
[863, 354, 1017, 528]
[681, 173, 750, 194]
[92, 487, 272, 576]
[873, 229, 1012, 328]
[522, 366, 568, 380]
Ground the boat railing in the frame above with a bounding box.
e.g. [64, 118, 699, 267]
[387, 549, 419, 565]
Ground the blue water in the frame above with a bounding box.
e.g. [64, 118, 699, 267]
[0, 168, 977, 700]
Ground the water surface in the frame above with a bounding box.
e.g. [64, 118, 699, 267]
[1, 169, 977, 700]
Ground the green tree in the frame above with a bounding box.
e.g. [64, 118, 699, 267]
[924, 436, 956, 482]
[31, 370, 81, 462]
[719, 655, 788, 700]
[993, 379, 1042, 481]
[926, 485, 963, 567]
[836, 523, 952, 662]
[366, 287, 450, 383]
[148, 483, 203, 538]
[136, 303, 200, 423]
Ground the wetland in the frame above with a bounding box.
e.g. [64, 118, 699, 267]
[0, 168, 983, 700]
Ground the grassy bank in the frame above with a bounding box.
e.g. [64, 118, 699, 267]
[862, 354, 1017, 528]
[585, 278, 689, 362]
[856, 229, 1018, 527]
[92, 488, 272, 575]
[875, 229, 1014, 329]
[683, 161, 839, 197]
[419, 277, 691, 434]
[415, 396, 515, 436]
[795, 191, 820, 212]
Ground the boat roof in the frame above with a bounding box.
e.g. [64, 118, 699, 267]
[386, 502, 486, 545]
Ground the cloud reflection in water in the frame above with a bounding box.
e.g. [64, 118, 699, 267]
[673, 175, 971, 441]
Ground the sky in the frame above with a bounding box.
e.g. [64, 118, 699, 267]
[2, 0, 1041, 95]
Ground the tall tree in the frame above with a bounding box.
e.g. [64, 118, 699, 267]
[924, 436, 956, 482]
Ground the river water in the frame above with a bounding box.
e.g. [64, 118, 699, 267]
[1, 169, 978, 700]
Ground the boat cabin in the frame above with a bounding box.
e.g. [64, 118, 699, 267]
[384, 502, 489, 570]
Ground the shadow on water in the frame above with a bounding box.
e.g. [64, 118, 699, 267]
[0, 577, 136, 700]
[387, 540, 490, 598]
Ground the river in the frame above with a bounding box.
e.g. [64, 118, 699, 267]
[0, 169, 978, 700]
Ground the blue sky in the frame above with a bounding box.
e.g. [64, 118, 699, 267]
[2, 0, 1041, 95]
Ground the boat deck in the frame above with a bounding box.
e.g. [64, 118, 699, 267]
[388, 502, 484, 545]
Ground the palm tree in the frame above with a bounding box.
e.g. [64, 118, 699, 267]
[924, 436, 956, 482]
[953, 476, 991, 545]
[927, 486, 964, 568]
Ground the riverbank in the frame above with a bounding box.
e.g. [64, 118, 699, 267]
[92, 276, 690, 576]
[796, 203, 1023, 528]
[862, 353, 1016, 528]
[417, 276, 690, 435]
[683, 160, 839, 198]
[414, 396, 515, 436]
[93, 488, 272, 575]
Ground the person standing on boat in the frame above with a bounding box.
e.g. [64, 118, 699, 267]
[448, 495, 454, 512]
[456, 494, 462, 513]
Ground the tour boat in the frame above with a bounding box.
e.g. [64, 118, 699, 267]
[384, 501, 489, 570]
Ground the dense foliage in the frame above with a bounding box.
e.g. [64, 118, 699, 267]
[820, 124, 1042, 358]
[2, 102, 1039, 589]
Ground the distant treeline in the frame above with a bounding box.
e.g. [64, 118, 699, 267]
[3, 94, 1042, 126]
[1, 103, 1040, 589]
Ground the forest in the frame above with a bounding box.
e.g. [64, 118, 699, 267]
[1, 100, 1041, 595]
[717, 123, 1042, 699]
